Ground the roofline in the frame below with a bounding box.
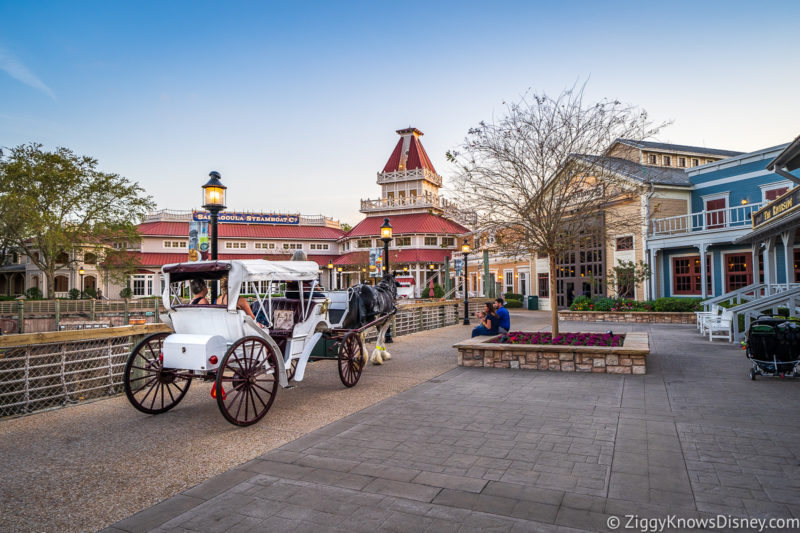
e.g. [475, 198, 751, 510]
[687, 143, 790, 177]
[614, 138, 743, 158]
[767, 135, 800, 171]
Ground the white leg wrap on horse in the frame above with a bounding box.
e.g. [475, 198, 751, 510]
[371, 347, 383, 365]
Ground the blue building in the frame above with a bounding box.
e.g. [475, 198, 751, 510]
[647, 142, 800, 300]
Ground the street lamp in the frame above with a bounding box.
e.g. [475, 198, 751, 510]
[78, 268, 85, 298]
[202, 171, 227, 302]
[462, 240, 470, 325]
[337, 266, 343, 288]
[327, 262, 334, 289]
[380, 217, 392, 274]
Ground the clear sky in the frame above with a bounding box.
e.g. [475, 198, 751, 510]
[1, 0, 798, 225]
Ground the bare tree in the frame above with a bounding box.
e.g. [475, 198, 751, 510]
[446, 83, 666, 335]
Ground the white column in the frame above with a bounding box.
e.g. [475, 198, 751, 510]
[698, 244, 708, 299]
[764, 237, 774, 288]
[781, 230, 794, 288]
[648, 248, 657, 300]
[751, 243, 761, 286]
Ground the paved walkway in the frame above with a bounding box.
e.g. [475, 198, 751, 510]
[104, 318, 800, 533]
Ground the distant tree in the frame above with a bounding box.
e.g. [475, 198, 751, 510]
[0, 143, 154, 298]
[340, 223, 353, 232]
[447, 83, 666, 335]
[607, 260, 651, 299]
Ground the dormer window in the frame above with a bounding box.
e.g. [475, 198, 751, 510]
[678, 157, 686, 167]
[663, 156, 671, 166]
[648, 154, 657, 165]
[692, 158, 700, 166]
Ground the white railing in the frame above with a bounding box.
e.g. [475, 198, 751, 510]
[729, 286, 800, 341]
[377, 168, 442, 187]
[649, 202, 763, 236]
[361, 195, 441, 212]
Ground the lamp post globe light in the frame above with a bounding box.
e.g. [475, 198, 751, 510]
[327, 262, 334, 289]
[337, 266, 343, 288]
[380, 217, 392, 274]
[202, 171, 227, 302]
[462, 240, 470, 325]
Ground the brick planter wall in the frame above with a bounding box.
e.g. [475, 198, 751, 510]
[453, 332, 649, 374]
[558, 311, 695, 324]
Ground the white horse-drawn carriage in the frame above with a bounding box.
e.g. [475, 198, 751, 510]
[123, 259, 395, 426]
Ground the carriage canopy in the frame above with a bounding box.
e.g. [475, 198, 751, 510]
[162, 259, 321, 311]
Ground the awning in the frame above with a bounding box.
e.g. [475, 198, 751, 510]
[733, 208, 800, 244]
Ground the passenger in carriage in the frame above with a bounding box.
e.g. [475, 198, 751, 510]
[216, 274, 258, 321]
[189, 278, 209, 305]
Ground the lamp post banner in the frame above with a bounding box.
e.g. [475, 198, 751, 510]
[192, 211, 300, 225]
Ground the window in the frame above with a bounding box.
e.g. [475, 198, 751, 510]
[648, 154, 657, 164]
[132, 274, 153, 297]
[409, 189, 417, 197]
[692, 158, 699, 167]
[164, 240, 187, 248]
[705, 198, 727, 229]
[395, 237, 411, 246]
[672, 255, 712, 295]
[254, 242, 276, 250]
[678, 157, 686, 168]
[725, 253, 752, 292]
[503, 270, 514, 294]
[616, 265, 635, 299]
[310, 243, 329, 250]
[764, 187, 789, 202]
[615, 236, 634, 251]
[424, 236, 438, 246]
[357, 239, 371, 248]
[282, 243, 301, 250]
[519, 272, 527, 296]
[83, 253, 97, 264]
[441, 237, 454, 247]
[225, 242, 247, 249]
[538, 273, 549, 297]
[663, 156, 671, 166]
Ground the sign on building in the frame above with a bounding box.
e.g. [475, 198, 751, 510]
[192, 211, 300, 225]
[752, 187, 800, 229]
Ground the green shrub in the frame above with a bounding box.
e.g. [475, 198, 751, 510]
[0, 295, 18, 301]
[591, 297, 616, 312]
[506, 298, 523, 308]
[433, 283, 445, 298]
[653, 297, 702, 312]
[569, 295, 592, 310]
[83, 287, 97, 299]
[25, 287, 43, 300]
[119, 287, 133, 299]
[68, 288, 80, 300]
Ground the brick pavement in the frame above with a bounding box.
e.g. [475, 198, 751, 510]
[105, 318, 800, 533]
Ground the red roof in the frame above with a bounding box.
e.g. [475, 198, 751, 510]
[382, 128, 437, 174]
[134, 253, 337, 269]
[333, 248, 455, 266]
[347, 214, 468, 237]
[137, 221, 345, 239]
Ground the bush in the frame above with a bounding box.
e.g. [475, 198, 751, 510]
[505, 298, 523, 308]
[68, 288, 80, 300]
[433, 283, 445, 299]
[25, 287, 43, 300]
[591, 297, 616, 312]
[652, 297, 702, 312]
[119, 287, 132, 299]
[83, 287, 97, 299]
[569, 295, 592, 311]
[504, 292, 523, 301]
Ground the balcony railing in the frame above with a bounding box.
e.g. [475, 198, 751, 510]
[649, 202, 763, 236]
[377, 168, 442, 187]
[361, 195, 450, 213]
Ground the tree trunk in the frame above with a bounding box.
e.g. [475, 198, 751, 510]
[45, 267, 55, 300]
[549, 256, 559, 336]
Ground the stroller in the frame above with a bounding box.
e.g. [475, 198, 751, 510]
[745, 316, 800, 380]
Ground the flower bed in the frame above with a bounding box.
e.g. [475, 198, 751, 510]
[490, 331, 624, 347]
[454, 331, 649, 374]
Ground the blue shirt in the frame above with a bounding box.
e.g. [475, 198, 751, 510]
[496, 306, 510, 331]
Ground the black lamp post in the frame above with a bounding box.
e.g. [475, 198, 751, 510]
[202, 171, 227, 302]
[327, 262, 334, 289]
[380, 218, 392, 274]
[462, 240, 470, 325]
[78, 268, 85, 298]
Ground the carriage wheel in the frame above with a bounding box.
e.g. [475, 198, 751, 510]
[338, 333, 364, 388]
[124, 332, 192, 415]
[215, 336, 278, 426]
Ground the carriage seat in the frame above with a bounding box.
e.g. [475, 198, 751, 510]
[251, 298, 319, 336]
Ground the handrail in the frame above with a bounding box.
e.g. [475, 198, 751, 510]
[701, 283, 766, 311]
[649, 202, 763, 236]
[727, 286, 800, 341]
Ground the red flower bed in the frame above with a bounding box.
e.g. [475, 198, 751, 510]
[490, 331, 624, 347]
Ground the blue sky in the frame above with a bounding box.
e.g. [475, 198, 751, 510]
[1, 0, 799, 224]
